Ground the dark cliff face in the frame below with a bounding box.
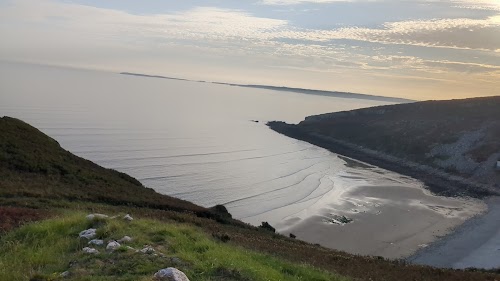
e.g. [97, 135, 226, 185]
[269, 96, 500, 195]
[299, 97, 499, 161]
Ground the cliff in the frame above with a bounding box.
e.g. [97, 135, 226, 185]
[269, 96, 500, 197]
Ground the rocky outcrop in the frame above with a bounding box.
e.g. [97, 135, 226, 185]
[82, 247, 99, 254]
[106, 241, 121, 252]
[70, 213, 184, 279]
[79, 228, 97, 240]
[140, 245, 156, 254]
[88, 239, 104, 246]
[154, 268, 190, 281]
[118, 236, 133, 243]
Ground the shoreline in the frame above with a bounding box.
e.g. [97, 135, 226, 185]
[408, 196, 500, 269]
[267, 121, 496, 199]
[271, 167, 486, 260]
[267, 121, 498, 266]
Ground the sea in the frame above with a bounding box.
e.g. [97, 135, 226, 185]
[0, 61, 403, 225]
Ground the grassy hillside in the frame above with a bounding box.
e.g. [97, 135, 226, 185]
[269, 96, 500, 197]
[1, 116, 498, 281]
[0, 212, 346, 281]
[0, 116, 227, 220]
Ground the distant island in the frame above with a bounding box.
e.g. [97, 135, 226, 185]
[120, 72, 412, 103]
[268, 96, 500, 198]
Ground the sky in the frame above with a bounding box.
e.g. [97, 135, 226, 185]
[0, 0, 499, 100]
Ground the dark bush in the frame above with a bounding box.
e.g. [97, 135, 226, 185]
[259, 221, 275, 233]
[210, 204, 232, 218]
[212, 232, 231, 243]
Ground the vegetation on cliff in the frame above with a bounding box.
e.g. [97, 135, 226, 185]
[269, 96, 500, 197]
[1, 212, 346, 281]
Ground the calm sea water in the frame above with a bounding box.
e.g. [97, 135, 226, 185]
[0, 61, 401, 225]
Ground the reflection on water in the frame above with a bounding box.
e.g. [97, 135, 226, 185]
[1, 61, 401, 226]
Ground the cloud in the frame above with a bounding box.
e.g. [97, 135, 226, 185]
[0, 1, 289, 44]
[261, 0, 353, 5]
[424, 60, 500, 73]
[452, 0, 500, 11]
[2, 0, 499, 63]
[261, 0, 500, 11]
[275, 16, 500, 51]
[365, 55, 500, 73]
[1, 0, 499, 100]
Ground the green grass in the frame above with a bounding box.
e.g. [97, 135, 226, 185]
[0, 212, 348, 281]
[0, 213, 88, 280]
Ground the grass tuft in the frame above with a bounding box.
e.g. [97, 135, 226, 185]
[0, 212, 348, 281]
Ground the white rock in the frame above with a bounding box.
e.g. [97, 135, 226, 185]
[106, 241, 121, 251]
[140, 246, 155, 254]
[82, 247, 99, 254]
[79, 228, 97, 239]
[118, 236, 133, 243]
[86, 214, 108, 220]
[126, 246, 135, 251]
[60, 271, 70, 278]
[154, 268, 190, 281]
[123, 214, 134, 221]
[88, 239, 104, 246]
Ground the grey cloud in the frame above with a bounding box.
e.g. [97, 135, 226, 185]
[274, 17, 500, 51]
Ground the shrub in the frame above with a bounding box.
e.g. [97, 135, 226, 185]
[212, 232, 231, 243]
[259, 222, 275, 233]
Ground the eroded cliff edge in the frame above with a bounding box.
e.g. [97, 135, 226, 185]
[268, 96, 500, 198]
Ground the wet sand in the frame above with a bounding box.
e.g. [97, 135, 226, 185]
[264, 123, 494, 262]
[409, 196, 500, 269]
[278, 182, 485, 259]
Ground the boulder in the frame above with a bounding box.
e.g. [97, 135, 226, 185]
[82, 247, 99, 254]
[123, 214, 134, 221]
[79, 228, 97, 239]
[60, 271, 70, 278]
[118, 236, 133, 243]
[153, 268, 190, 281]
[88, 239, 104, 246]
[106, 241, 121, 252]
[86, 214, 108, 220]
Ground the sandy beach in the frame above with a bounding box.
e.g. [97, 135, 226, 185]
[409, 196, 500, 269]
[266, 121, 496, 262]
[273, 157, 487, 259]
